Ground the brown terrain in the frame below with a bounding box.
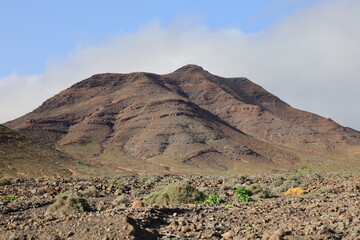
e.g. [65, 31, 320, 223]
[1, 174, 359, 239]
[3, 65, 360, 176]
[0, 124, 90, 178]
[1, 65, 360, 240]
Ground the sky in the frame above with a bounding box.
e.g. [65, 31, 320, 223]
[1, 0, 359, 130]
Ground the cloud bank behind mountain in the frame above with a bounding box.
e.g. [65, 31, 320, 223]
[1, 0, 359, 130]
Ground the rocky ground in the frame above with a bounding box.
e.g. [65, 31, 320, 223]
[0, 173, 359, 240]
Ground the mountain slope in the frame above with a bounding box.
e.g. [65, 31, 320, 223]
[0, 125, 89, 177]
[165, 65, 360, 146]
[5, 65, 360, 174]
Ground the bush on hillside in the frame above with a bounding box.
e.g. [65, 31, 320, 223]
[79, 186, 99, 198]
[235, 187, 251, 202]
[200, 193, 226, 204]
[248, 184, 272, 198]
[47, 193, 90, 215]
[143, 183, 205, 205]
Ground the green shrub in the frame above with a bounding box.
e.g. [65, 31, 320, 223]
[235, 187, 251, 202]
[143, 183, 205, 205]
[201, 193, 226, 204]
[299, 193, 316, 199]
[79, 186, 99, 198]
[7, 195, 16, 201]
[47, 193, 90, 214]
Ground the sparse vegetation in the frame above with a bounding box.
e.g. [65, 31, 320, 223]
[299, 165, 313, 174]
[115, 181, 131, 193]
[0, 178, 11, 186]
[79, 186, 99, 197]
[200, 193, 226, 204]
[235, 187, 251, 202]
[299, 194, 313, 199]
[272, 176, 286, 187]
[280, 178, 301, 191]
[248, 184, 272, 198]
[139, 177, 149, 183]
[47, 193, 90, 214]
[143, 183, 205, 205]
[96, 201, 106, 211]
[1, 174, 360, 239]
[130, 188, 144, 198]
[7, 195, 16, 201]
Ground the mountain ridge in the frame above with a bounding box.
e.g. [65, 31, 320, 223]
[4, 65, 360, 175]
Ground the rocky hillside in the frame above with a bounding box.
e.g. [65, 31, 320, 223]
[4, 65, 360, 174]
[0, 125, 78, 177]
[165, 66, 360, 147]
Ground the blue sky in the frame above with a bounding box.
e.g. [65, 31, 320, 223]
[1, 0, 359, 131]
[0, 0, 320, 77]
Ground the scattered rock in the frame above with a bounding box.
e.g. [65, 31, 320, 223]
[131, 200, 145, 208]
[222, 230, 234, 239]
[0, 174, 359, 240]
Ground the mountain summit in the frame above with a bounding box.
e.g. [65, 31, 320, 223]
[5, 65, 360, 174]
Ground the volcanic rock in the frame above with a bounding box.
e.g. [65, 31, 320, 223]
[4, 65, 360, 174]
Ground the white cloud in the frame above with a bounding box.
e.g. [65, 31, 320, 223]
[1, 0, 359, 130]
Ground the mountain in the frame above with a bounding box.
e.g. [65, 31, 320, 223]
[4, 65, 360, 174]
[0, 124, 130, 178]
[0, 124, 86, 177]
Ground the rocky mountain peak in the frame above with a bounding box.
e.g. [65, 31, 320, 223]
[4, 65, 360, 175]
[174, 64, 206, 73]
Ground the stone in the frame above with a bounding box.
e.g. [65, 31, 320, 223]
[114, 189, 122, 196]
[222, 230, 234, 239]
[177, 217, 187, 226]
[189, 223, 196, 231]
[131, 200, 144, 208]
[181, 225, 190, 233]
[268, 229, 285, 240]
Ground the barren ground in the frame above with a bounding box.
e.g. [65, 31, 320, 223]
[1, 173, 359, 240]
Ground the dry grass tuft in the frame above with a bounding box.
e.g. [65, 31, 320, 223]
[284, 187, 307, 195]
